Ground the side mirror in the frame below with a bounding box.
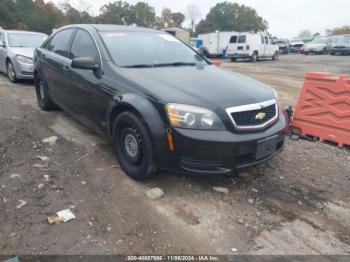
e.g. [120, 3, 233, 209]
[0, 41, 6, 48]
[71, 57, 99, 71]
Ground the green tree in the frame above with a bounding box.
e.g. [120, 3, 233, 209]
[27, 2, 63, 34]
[171, 12, 185, 28]
[0, 0, 17, 29]
[196, 2, 268, 34]
[132, 2, 156, 27]
[98, 1, 134, 25]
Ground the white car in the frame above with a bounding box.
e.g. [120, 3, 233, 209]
[0, 30, 47, 82]
[304, 37, 332, 55]
[226, 33, 279, 62]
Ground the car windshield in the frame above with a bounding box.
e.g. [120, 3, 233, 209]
[8, 33, 47, 47]
[310, 39, 327, 44]
[332, 37, 350, 44]
[100, 31, 208, 67]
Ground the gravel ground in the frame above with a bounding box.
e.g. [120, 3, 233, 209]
[0, 54, 350, 255]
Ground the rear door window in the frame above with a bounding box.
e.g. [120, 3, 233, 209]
[47, 29, 75, 58]
[237, 35, 246, 43]
[230, 36, 237, 43]
[261, 36, 264, 44]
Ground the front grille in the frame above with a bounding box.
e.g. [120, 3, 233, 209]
[226, 100, 278, 130]
[231, 104, 276, 127]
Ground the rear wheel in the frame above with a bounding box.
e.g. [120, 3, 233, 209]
[230, 57, 237, 62]
[113, 111, 157, 180]
[7, 61, 18, 83]
[272, 51, 279, 60]
[250, 52, 258, 63]
[35, 77, 58, 111]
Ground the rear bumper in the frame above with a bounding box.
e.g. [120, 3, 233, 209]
[157, 112, 288, 175]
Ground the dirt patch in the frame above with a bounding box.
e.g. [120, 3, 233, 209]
[1, 54, 350, 255]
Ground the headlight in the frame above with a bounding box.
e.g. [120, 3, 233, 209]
[16, 55, 33, 64]
[166, 103, 225, 130]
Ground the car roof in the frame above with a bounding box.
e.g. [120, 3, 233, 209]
[61, 24, 162, 34]
[3, 30, 47, 35]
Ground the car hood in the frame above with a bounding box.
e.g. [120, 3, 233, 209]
[305, 43, 324, 48]
[121, 65, 275, 111]
[9, 47, 35, 58]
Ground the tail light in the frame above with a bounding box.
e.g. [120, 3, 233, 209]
[246, 45, 250, 50]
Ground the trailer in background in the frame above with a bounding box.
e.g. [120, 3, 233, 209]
[163, 27, 191, 43]
[198, 31, 237, 57]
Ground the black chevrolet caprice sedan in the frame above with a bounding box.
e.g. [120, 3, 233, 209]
[34, 24, 288, 180]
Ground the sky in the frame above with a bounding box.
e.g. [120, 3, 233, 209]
[49, 0, 350, 39]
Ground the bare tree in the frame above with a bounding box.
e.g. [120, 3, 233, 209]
[186, 4, 201, 32]
[297, 30, 312, 38]
[72, 0, 92, 13]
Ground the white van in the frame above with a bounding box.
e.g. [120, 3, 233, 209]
[226, 33, 279, 62]
[198, 31, 238, 57]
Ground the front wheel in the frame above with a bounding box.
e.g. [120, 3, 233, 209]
[7, 61, 19, 83]
[113, 111, 157, 180]
[230, 57, 237, 62]
[250, 52, 258, 63]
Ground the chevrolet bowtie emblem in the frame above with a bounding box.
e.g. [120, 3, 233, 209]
[255, 112, 266, 121]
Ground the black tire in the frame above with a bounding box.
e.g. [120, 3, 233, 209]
[330, 52, 335, 56]
[35, 76, 58, 111]
[304, 52, 309, 55]
[272, 51, 279, 60]
[250, 52, 258, 63]
[6, 60, 19, 83]
[113, 111, 157, 180]
[230, 57, 237, 62]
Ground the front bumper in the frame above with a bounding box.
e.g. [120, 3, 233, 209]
[331, 47, 350, 54]
[158, 113, 288, 175]
[13, 59, 34, 80]
[304, 48, 324, 53]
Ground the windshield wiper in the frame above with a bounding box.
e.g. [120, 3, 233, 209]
[122, 62, 197, 68]
[153, 62, 197, 67]
[122, 64, 156, 68]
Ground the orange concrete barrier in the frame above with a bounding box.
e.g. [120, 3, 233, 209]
[211, 60, 221, 67]
[291, 72, 350, 147]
